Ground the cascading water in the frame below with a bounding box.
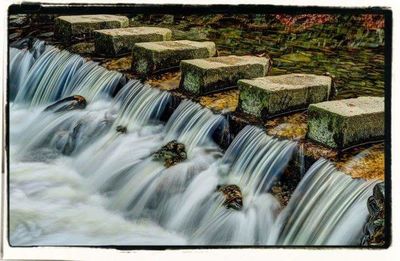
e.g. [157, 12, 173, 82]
[268, 159, 378, 245]
[108, 100, 225, 220]
[9, 39, 378, 246]
[9, 39, 45, 100]
[163, 126, 297, 245]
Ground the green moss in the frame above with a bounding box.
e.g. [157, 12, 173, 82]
[238, 83, 270, 117]
[183, 72, 203, 94]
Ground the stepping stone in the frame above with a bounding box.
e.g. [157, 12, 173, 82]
[54, 15, 129, 43]
[238, 74, 332, 118]
[181, 55, 269, 95]
[307, 96, 384, 149]
[94, 27, 172, 56]
[131, 40, 216, 76]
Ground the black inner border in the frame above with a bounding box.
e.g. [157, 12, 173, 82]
[5, 3, 393, 250]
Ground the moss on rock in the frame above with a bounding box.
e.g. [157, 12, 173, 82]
[54, 15, 129, 43]
[307, 96, 384, 149]
[132, 40, 216, 76]
[238, 74, 331, 118]
[94, 27, 172, 56]
[181, 55, 269, 95]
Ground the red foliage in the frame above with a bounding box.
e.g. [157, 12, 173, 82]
[274, 14, 334, 32]
[360, 14, 385, 30]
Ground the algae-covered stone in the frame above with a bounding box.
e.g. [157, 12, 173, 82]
[94, 27, 172, 56]
[307, 96, 384, 149]
[238, 74, 332, 118]
[54, 15, 129, 43]
[152, 140, 187, 168]
[181, 55, 269, 95]
[131, 40, 216, 76]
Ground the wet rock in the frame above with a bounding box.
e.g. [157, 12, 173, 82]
[217, 184, 243, 210]
[361, 182, 385, 246]
[94, 27, 172, 56]
[116, 125, 127, 134]
[69, 42, 95, 55]
[180, 55, 269, 95]
[44, 95, 87, 113]
[131, 40, 216, 76]
[54, 15, 129, 43]
[307, 96, 384, 149]
[9, 14, 30, 27]
[373, 182, 385, 206]
[152, 140, 187, 168]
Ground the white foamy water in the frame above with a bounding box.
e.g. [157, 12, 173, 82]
[8, 40, 376, 246]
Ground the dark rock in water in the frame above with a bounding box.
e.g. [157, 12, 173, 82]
[361, 182, 385, 246]
[217, 184, 243, 210]
[9, 14, 29, 27]
[116, 125, 127, 134]
[373, 182, 385, 206]
[44, 95, 87, 113]
[69, 42, 95, 55]
[10, 37, 35, 49]
[152, 140, 187, 168]
[367, 197, 380, 218]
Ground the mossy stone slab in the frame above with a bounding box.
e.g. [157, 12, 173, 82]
[181, 55, 269, 95]
[94, 27, 172, 56]
[307, 96, 384, 149]
[54, 15, 129, 43]
[238, 74, 332, 118]
[131, 40, 216, 76]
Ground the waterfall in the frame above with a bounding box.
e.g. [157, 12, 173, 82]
[12, 45, 123, 106]
[268, 159, 378, 245]
[9, 39, 46, 100]
[74, 81, 172, 187]
[9, 39, 379, 246]
[108, 101, 225, 220]
[160, 126, 296, 244]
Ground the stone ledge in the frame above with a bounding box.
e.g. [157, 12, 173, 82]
[131, 40, 216, 76]
[181, 55, 270, 95]
[307, 96, 384, 149]
[94, 27, 172, 56]
[54, 15, 129, 43]
[238, 74, 332, 119]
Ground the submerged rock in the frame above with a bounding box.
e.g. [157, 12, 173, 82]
[116, 125, 127, 134]
[152, 140, 187, 168]
[53, 121, 82, 155]
[217, 184, 243, 210]
[44, 95, 87, 113]
[361, 182, 385, 246]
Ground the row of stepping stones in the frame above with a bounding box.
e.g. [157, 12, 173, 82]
[54, 15, 384, 150]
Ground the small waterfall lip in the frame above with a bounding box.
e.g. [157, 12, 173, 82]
[157, 125, 296, 245]
[12, 42, 124, 107]
[163, 100, 226, 154]
[10, 38, 46, 59]
[219, 125, 297, 195]
[112, 80, 171, 130]
[270, 158, 379, 245]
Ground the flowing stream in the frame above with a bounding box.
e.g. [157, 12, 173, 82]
[9, 40, 377, 246]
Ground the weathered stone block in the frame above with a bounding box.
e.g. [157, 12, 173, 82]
[238, 74, 332, 118]
[54, 15, 129, 43]
[94, 27, 172, 56]
[181, 55, 269, 95]
[307, 96, 384, 149]
[131, 40, 216, 76]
